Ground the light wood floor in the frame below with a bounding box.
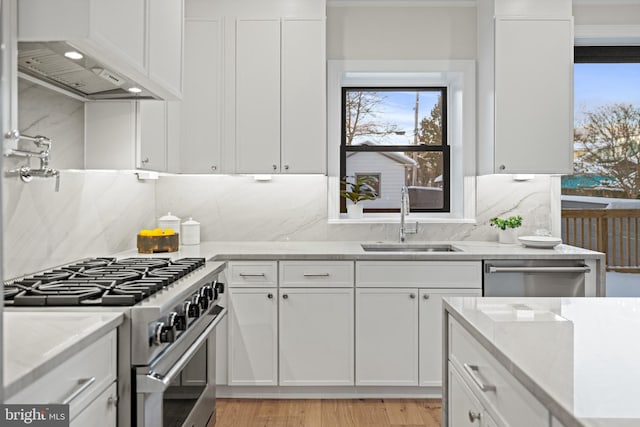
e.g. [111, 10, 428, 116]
[211, 398, 442, 427]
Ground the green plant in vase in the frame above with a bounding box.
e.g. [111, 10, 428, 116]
[490, 215, 523, 244]
[341, 176, 378, 218]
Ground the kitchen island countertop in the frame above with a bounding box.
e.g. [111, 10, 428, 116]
[3, 311, 123, 398]
[444, 297, 640, 427]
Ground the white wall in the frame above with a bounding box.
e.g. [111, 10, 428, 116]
[573, 4, 640, 25]
[326, 6, 477, 60]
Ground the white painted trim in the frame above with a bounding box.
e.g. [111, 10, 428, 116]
[574, 25, 640, 45]
[574, 0, 640, 5]
[327, 0, 475, 7]
[327, 60, 477, 223]
[218, 384, 442, 399]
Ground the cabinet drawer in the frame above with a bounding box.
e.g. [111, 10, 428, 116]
[356, 261, 481, 288]
[70, 382, 117, 426]
[228, 261, 277, 287]
[448, 318, 548, 427]
[7, 330, 117, 420]
[280, 261, 354, 288]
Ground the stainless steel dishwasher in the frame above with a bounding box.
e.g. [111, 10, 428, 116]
[483, 260, 592, 297]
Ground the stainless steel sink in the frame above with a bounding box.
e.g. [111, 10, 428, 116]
[361, 243, 461, 252]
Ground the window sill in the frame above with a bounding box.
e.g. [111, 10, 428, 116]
[329, 216, 477, 225]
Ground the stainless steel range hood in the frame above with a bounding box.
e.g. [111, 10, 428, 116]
[18, 41, 160, 100]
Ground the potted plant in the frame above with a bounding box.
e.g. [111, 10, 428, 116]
[341, 175, 378, 218]
[490, 215, 523, 244]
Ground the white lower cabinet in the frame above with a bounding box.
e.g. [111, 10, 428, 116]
[228, 287, 278, 385]
[70, 382, 118, 427]
[279, 287, 354, 385]
[447, 317, 550, 427]
[420, 289, 481, 387]
[449, 364, 497, 427]
[356, 288, 419, 386]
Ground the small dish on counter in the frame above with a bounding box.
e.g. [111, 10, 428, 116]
[518, 235, 562, 248]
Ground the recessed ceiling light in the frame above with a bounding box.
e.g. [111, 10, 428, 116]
[64, 51, 83, 60]
[127, 87, 142, 93]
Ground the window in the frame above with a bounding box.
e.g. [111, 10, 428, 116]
[327, 60, 476, 222]
[340, 87, 449, 213]
[563, 46, 640, 200]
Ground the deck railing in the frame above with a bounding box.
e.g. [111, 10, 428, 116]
[561, 208, 640, 272]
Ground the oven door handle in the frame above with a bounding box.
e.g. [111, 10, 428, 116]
[485, 265, 591, 274]
[136, 308, 227, 393]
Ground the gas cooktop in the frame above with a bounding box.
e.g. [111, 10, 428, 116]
[3, 257, 206, 306]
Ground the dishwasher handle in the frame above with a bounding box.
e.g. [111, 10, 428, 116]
[485, 265, 591, 274]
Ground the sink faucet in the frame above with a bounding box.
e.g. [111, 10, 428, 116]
[400, 186, 417, 242]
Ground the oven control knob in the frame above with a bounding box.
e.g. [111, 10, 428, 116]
[187, 298, 201, 318]
[214, 281, 225, 294]
[154, 322, 176, 345]
[201, 285, 214, 301]
[197, 292, 209, 310]
[169, 311, 186, 331]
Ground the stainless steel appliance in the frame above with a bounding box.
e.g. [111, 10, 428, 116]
[483, 259, 592, 297]
[4, 257, 227, 427]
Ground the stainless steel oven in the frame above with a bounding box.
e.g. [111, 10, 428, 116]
[135, 304, 226, 427]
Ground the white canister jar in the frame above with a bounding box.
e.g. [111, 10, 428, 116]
[158, 212, 181, 234]
[181, 217, 201, 245]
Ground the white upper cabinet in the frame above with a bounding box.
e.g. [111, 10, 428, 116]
[281, 19, 326, 173]
[148, 0, 184, 97]
[235, 19, 281, 173]
[234, 18, 326, 174]
[18, 0, 184, 100]
[476, 0, 573, 174]
[494, 17, 573, 174]
[179, 18, 222, 173]
[138, 101, 168, 171]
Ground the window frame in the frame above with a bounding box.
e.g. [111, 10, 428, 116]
[340, 86, 450, 213]
[326, 60, 477, 223]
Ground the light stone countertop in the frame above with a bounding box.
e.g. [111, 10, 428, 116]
[114, 240, 605, 261]
[3, 311, 123, 398]
[444, 297, 640, 427]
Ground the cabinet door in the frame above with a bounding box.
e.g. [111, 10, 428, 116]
[85, 101, 137, 169]
[448, 363, 484, 427]
[235, 19, 281, 173]
[70, 382, 117, 427]
[148, 0, 183, 97]
[356, 288, 419, 385]
[92, 0, 146, 73]
[279, 288, 354, 386]
[281, 19, 326, 173]
[420, 289, 481, 387]
[228, 287, 278, 385]
[180, 18, 222, 173]
[494, 18, 573, 174]
[138, 101, 167, 171]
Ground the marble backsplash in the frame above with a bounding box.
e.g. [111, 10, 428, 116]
[156, 174, 556, 243]
[2, 170, 155, 279]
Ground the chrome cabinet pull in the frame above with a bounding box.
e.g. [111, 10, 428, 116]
[463, 363, 496, 392]
[60, 377, 96, 404]
[284, 164, 289, 170]
[282, 294, 288, 299]
[267, 293, 273, 299]
[239, 273, 266, 277]
[486, 265, 591, 274]
[303, 273, 330, 277]
[272, 164, 277, 170]
[468, 410, 482, 423]
[141, 157, 149, 164]
[409, 293, 416, 299]
[211, 165, 217, 171]
[423, 294, 430, 300]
